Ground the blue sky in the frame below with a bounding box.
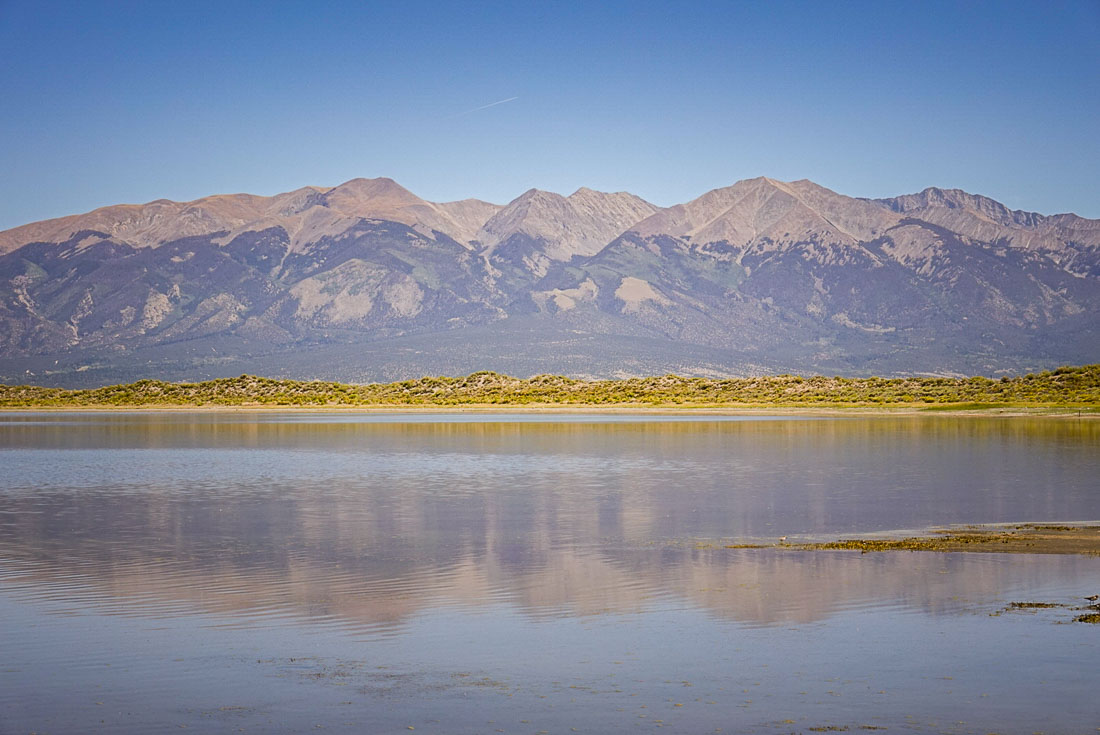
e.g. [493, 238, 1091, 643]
[0, 0, 1097, 230]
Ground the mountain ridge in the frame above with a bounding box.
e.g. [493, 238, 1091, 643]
[1, 176, 1097, 386]
[5, 176, 1097, 256]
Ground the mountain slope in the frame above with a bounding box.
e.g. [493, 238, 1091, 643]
[0, 178, 504, 255]
[633, 177, 898, 247]
[475, 188, 660, 277]
[0, 177, 1096, 385]
[873, 187, 1100, 277]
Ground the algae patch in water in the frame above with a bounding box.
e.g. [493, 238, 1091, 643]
[764, 525, 1100, 556]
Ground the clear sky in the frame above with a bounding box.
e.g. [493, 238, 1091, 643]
[1, 0, 1097, 230]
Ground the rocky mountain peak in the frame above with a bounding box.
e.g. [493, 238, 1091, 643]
[476, 187, 659, 262]
[877, 187, 1046, 227]
[317, 177, 424, 216]
[631, 177, 897, 247]
[871, 187, 1100, 256]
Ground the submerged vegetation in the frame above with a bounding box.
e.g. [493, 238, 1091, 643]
[1, 365, 1098, 409]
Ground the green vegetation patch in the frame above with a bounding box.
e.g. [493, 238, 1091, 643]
[802, 537, 994, 552]
[1, 365, 1098, 408]
[775, 525, 1100, 556]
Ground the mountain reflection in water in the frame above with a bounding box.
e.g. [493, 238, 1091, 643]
[0, 413, 1097, 632]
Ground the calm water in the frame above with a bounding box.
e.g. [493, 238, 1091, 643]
[0, 412, 1097, 734]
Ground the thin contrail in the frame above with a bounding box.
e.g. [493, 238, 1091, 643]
[454, 96, 519, 117]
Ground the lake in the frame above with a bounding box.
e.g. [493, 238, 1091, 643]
[0, 412, 1097, 734]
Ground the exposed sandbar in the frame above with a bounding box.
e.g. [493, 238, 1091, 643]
[728, 524, 1100, 555]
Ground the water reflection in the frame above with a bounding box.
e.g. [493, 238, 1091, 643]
[0, 413, 1097, 633]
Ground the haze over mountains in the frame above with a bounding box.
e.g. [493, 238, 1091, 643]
[1, 176, 1097, 386]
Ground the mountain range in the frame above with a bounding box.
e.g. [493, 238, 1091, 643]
[1, 176, 1097, 386]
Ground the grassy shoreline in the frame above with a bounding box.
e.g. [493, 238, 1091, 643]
[2, 365, 1098, 410]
